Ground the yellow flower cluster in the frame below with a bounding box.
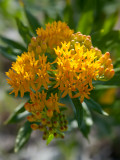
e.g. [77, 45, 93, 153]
[6, 21, 115, 140]
[54, 42, 100, 102]
[28, 21, 74, 55]
[6, 51, 51, 97]
[54, 41, 114, 102]
[25, 91, 68, 139]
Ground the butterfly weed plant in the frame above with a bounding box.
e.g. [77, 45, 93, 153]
[1, 3, 119, 152]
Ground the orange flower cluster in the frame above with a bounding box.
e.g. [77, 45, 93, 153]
[6, 51, 51, 97]
[54, 42, 101, 102]
[6, 21, 115, 141]
[25, 91, 68, 139]
[28, 21, 74, 55]
[54, 41, 114, 102]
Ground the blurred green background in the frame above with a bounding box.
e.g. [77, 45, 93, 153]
[0, 0, 120, 160]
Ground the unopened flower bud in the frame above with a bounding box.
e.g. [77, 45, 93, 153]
[47, 109, 53, 118]
[36, 46, 41, 54]
[106, 58, 112, 67]
[104, 68, 114, 79]
[53, 121, 59, 127]
[104, 52, 110, 59]
[99, 66, 104, 76]
[109, 64, 113, 69]
[54, 132, 58, 138]
[41, 118, 47, 125]
[35, 111, 42, 119]
[47, 121, 52, 127]
[31, 124, 39, 130]
[84, 38, 92, 48]
[39, 125, 45, 131]
[27, 115, 35, 122]
[31, 37, 37, 46]
[60, 126, 64, 131]
[24, 103, 31, 112]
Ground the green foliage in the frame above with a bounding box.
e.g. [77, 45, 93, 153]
[5, 102, 28, 124]
[102, 11, 118, 35]
[0, 35, 27, 51]
[76, 0, 94, 34]
[0, 46, 17, 61]
[63, 3, 75, 29]
[14, 121, 32, 152]
[72, 98, 83, 129]
[24, 8, 42, 35]
[46, 134, 54, 145]
[91, 30, 120, 52]
[1, 0, 120, 151]
[80, 102, 93, 138]
[16, 18, 32, 45]
[84, 98, 107, 115]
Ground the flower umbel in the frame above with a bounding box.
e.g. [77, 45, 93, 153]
[25, 91, 68, 139]
[6, 51, 52, 97]
[54, 41, 114, 102]
[28, 21, 74, 55]
[6, 21, 115, 142]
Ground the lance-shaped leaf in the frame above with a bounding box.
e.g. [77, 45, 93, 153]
[102, 11, 118, 35]
[14, 121, 32, 152]
[113, 57, 120, 68]
[76, 0, 94, 34]
[63, 3, 75, 29]
[91, 30, 120, 52]
[80, 102, 93, 138]
[0, 36, 27, 51]
[72, 97, 83, 128]
[84, 98, 107, 115]
[16, 18, 32, 45]
[0, 46, 17, 61]
[5, 102, 26, 124]
[46, 134, 54, 145]
[24, 8, 42, 35]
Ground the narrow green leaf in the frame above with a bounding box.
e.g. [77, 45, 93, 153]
[63, 3, 75, 29]
[14, 121, 32, 152]
[80, 102, 93, 138]
[92, 112, 112, 136]
[91, 30, 120, 52]
[76, 0, 94, 34]
[24, 8, 41, 35]
[72, 98, 83, 128]
[113, 57, 120, 68]
[0, 46, 17, 61]
[5, 102, 26, 124]
[0, 36, 27, 51]
[77, 10, 94, 34]
[84, 98, 107, 115]
[94, 85, 117, 90]
[16, 18, 32, 45]
[102, 11, 118, 35]
[46, 134, 54, 145]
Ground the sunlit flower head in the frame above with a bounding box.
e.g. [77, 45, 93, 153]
[6, 51, 51, 97]
[54, 41, 114, 102]
[28, 21, 74, 55]
[5, 20, 115, 141]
